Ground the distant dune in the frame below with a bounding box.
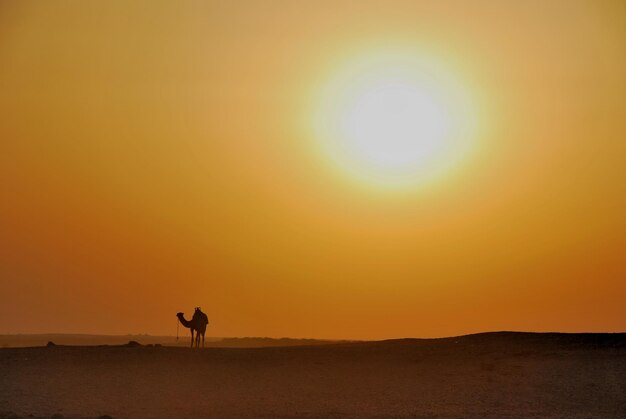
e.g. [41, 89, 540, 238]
[0, 334, 341, 348]
[1, 332, 625, 418]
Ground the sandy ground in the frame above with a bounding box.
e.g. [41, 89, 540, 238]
[1, 332, 625, 418]
[0, 334, 337, 349]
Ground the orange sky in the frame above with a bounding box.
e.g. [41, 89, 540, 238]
[1, 1, 625, 339]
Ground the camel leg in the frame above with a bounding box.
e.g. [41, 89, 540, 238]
[202, 333, 205, 348]
[190, 329, 194, 348]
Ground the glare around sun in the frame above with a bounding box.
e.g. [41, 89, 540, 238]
[312, 48, 480, 191]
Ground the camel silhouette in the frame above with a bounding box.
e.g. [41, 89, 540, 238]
[177, 307, 209, 348]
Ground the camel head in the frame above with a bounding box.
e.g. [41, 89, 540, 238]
[176, 312, 184, 317]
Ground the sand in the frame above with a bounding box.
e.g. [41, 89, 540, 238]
[1, 332, 625, 418]
[0, 334, 338, 349]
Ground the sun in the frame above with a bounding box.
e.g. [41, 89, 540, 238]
[341, 80, 450, 172]
[311, 47, 481, 190]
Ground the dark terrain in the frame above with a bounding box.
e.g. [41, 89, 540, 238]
[1, 332, 625, 418]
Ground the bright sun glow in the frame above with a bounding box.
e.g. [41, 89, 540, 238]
[342, 81, 449, 171]
[312, 47, 481, 190]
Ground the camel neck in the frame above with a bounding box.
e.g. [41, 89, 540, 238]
[177, 314, 193, 328]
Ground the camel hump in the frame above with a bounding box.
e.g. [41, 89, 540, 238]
[193, 308, 209, 325]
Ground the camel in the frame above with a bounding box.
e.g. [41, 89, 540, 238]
[176, 307, 209, 348]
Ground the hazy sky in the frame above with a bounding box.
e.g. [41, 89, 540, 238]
[1, 1, 625, 339]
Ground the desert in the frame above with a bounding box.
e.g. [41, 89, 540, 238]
[2, 2, 625, 418]
[1, 332, 625, 418]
